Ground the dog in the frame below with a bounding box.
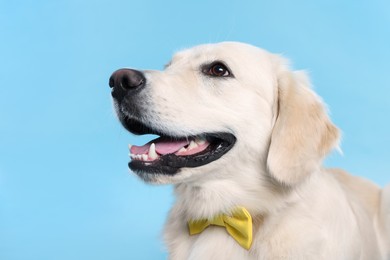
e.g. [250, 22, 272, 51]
[109, 42, 390, 259]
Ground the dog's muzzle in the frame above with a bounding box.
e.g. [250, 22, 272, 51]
[109, 68, 236, 179]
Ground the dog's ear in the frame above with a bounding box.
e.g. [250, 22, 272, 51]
[267, 70, 340, 186]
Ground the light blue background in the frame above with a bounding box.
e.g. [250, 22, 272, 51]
[1, 1, 389, 259]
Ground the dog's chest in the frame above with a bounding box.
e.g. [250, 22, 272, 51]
[180, 227, 254, 260]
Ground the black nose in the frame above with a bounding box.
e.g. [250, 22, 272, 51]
[109, 69, 146, 90]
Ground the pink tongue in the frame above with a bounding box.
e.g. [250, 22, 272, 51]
[130, 138, 190, 155]
[155, 139, 190, 154]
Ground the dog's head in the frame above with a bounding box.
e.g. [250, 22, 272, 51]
[110, 42, 339, 186]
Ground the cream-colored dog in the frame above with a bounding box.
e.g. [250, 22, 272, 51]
[109, 42, 390, 259]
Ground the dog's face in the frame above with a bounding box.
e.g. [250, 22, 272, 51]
[110, 42, 339, 185]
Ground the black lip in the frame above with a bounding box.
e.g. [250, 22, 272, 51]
[120, 116, 165, 136]
[121, 117, 236, 177]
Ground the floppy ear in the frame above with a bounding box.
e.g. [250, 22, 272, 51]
[267, 70, 340, 186]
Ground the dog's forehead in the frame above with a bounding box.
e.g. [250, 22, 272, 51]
[170, 42, 272, 66]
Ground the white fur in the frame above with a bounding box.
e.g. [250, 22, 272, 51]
[123, 42, 390, 259]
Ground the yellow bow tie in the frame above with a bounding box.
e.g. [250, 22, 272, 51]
[188, 207, 253, 250]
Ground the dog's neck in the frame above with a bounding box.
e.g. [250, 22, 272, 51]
[173, 167, 288, 221]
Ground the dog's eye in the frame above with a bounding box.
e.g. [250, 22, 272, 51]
[204, 62, 231, 77]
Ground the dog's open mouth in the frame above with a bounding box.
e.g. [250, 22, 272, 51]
[121, 117, 236, 175]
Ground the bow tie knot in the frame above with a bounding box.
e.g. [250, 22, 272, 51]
[188, 207, 253, 250]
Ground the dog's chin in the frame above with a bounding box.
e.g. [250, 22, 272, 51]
[130, 168, 191, 184]
[120, 116, 236, 182]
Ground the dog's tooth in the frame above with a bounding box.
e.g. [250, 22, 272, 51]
[188, 140, 198, 150]
[136, 155, 142, 160]
[177, 147, 187, 153]
[142, 154, 148, 161]
[148, 143, 158, 160]
[196, 138, 206, 145]
[128, 144, 132, 150]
